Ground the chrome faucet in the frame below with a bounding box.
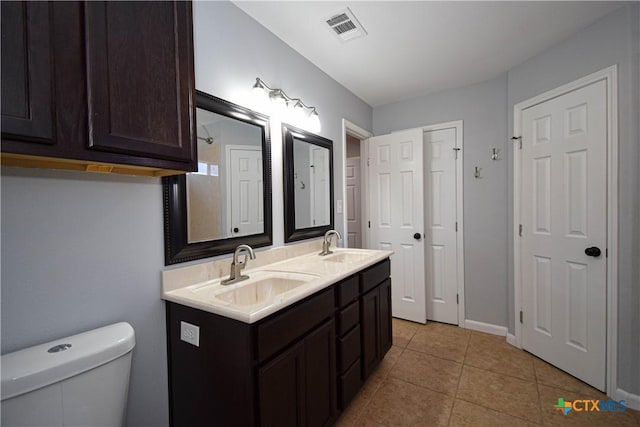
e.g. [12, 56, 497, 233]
[320, 230, 342, 256]
[222, 244, 256, 285]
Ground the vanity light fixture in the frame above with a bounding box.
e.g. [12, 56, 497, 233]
[252, 77, 321, 132]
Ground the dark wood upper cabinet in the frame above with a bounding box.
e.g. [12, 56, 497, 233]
[1, 1, 196, 176]
[84, 2, 195, 163]
[1, 2, 55, 144]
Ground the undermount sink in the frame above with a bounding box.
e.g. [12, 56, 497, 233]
[192, 271, 319, 307]
[320, 251, 371, 264]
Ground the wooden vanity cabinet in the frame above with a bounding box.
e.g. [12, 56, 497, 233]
[166, 258, 392, 427]
[1, 1, 196, 176]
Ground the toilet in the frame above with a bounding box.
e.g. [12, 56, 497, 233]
[1, 322, 135, 427]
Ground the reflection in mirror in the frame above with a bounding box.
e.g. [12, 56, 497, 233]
[187, 109, 263, 242]
[293, 139, 330, 229]
[163, 92, 272, 265]
[283, 123, 334, 243]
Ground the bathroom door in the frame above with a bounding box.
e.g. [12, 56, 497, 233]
[519, 79, 607, 390]
[227, 145, 263, 237]
[367, 129, 426, 324]
[346, 157, 361, 248]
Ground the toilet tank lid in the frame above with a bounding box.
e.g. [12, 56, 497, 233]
[1, 322, 135, 400]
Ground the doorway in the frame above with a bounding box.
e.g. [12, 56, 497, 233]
[513, 66, 618, 393]
[342, 119, 372, 250]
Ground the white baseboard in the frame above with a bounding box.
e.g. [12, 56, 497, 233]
[506, 333, 519, 348]
[464, 319, 507, 336]
[614, 388, 640, 411]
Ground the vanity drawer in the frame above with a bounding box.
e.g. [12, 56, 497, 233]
[360, 259, 391, 294]
[258, 288, 334, 363]
[339, 358, 362, 410]
[336, 275, 359, 308]
[338, 324, 361, 373]
[337, 301, 359, 336]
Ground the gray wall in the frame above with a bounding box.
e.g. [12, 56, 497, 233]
[0, 2, 372, 426]
[193, 1, 372, 245]
[373, 74, 510, 328]
[374, 3, 640, 394]
[506, 4, 640, 394]
[1, 168, 168, 427]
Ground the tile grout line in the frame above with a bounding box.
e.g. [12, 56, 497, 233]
[446, 331, 472, 425]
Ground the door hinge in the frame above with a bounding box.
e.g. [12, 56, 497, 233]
[520, 310, 523, 324]
[519, 224, 523, 236]
[456, 294, 459, 305]
[367, 158, 370, 166]
[606, 248, 608, 258]
[368, 221, 371, 229]
[455, 222, 458, 232]
[453, 147, 461, 159]
[512, 136, 522, 149]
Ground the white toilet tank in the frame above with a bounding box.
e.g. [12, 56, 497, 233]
[1, 322, 135, 427]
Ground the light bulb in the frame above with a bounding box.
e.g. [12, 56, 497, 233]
[270, 90, 287, 114]
[251, 78, 268, 109]
[309, 109, 321, 133]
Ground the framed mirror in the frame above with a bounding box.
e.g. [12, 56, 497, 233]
[283, 123, 334, 243]
[163, 91, 272, 265]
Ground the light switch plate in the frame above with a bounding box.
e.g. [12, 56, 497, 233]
[336, 199, 343, 214]
[180, 321, 200, 347]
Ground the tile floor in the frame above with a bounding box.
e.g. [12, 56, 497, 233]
[335, 318, 640, 426]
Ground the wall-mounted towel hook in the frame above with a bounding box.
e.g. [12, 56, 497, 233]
[474, 166, 482, 179]
[491, 148, 501, 161]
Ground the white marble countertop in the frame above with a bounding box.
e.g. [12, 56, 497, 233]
[162, 247, 393, 324]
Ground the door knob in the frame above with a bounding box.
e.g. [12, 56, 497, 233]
[585, 246, 601, 257]
[233, 227, 239, 233]
[413, 233, 422, 241]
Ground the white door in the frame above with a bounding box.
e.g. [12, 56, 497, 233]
[228, 146, 263, 237]
[311, 146, 330, 226]
[368, 129, 425, 323]
[520, 79, 607, 390]
[346, 157, 361, 248]
[424, 128, 459, 325]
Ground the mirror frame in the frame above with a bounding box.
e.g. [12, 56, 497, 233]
[162, 91, 273, 265]
[282, 123, 334, 243]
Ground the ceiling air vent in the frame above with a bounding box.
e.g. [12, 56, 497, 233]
[325, 7, 367, 43]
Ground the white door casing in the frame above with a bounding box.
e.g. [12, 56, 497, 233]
[424, 127, 459, 325]
[368, 129, 426, 323]
[227, 145, 263, 237]
[346, 157, 362, 248]
[520, 79, 607, 391]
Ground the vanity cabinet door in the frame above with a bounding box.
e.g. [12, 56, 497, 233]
[360, 286, 381, 378]
[360, 277, 393, 380]
[258, 319, 337, 427]
[1, 2, 55, 144]
[259, 341, 306, 427]
[84, 1, 196, 166]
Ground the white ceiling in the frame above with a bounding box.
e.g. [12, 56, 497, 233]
[234, 1, 625, 107]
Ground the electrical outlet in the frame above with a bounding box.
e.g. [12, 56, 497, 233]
[180, 321, 200, 347]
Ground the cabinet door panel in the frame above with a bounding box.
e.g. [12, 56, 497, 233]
[259, 341, 305, 427]
[84, 1, 195, 163]
[1, 1, 54, 143]
[361, 287, 381, 379]
[380, 278, 393, 355]
[305, 319, 337, 427]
